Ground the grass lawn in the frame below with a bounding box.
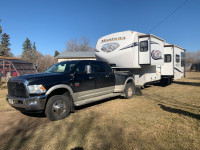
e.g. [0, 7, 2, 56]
[0, 72, 200, 150]
[0, 88, 14, 111]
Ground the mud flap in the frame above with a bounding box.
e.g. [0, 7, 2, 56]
[135, 86, 142, 96]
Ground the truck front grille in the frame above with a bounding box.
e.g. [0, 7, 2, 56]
[7, 82, 29, 98]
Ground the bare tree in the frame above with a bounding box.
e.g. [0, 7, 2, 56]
[66, 36, 94, 52]
[186, 50, 200, 64]
[79, 36, 90, 52]
[66, 39, 79, 52]
[34, 51, 57, 73]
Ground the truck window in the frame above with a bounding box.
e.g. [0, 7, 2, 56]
[57, 64, 66, 72]
[104, 63, 112, 73]
[176, 54, 180, 63]
[75, 61, 89, 73]
[45, 61, 78, 73]
[181, 52, 185, 67]
[140, 41, 148, 52]
[92, 61, 106, 73]
[164, 54, 171, 63]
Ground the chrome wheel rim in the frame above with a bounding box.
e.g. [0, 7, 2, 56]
[128, 87, 133, 97]
[52, 101, 66, 115]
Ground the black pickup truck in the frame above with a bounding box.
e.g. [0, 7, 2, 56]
[6, 60, 136, 121]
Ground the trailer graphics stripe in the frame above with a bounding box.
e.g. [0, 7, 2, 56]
[151, 50, 163, 60]
[101, 42, 120, 53]
[174, 67, 183, 73]
[120, 43, 136, 51]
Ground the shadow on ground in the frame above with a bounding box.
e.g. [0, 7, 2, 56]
[0, 108, 129, 150]
[0, 116, 50, 150]
[21, 112, 46, 118]
[71, 147, 84, 150]
[173, 81, 200, 87]
[158, 104, 200, 120]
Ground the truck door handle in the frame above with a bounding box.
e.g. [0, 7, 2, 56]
[89, 76, 94, 79]
[105, 75, 109, 78]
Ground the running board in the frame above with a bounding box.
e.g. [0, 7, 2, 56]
[74, 93, 121, 106]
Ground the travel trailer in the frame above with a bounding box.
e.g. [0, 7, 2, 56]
[95, 31, 186, 86]
[162, 44, 186, 80]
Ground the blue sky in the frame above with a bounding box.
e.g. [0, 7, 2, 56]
[0, 0, 199, 56]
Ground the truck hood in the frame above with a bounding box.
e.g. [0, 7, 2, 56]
[9, 72, 71, 86]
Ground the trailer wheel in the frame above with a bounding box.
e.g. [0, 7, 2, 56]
[167, 77, 171, 85]
[124, 82, 134, 99]
[161, 78, 171, 85]
[169, 77, 173, 84]
[45, 95, 70, 121]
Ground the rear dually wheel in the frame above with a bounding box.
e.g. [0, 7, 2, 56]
[124, 82, 135, 99]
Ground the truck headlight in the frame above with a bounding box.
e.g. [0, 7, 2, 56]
[28, 85, 46, 94]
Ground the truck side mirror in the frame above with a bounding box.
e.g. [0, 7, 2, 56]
[86, 65, 92, 74]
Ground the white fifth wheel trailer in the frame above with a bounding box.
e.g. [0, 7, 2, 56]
[161, 44, 186, 81]
[95, 31, 186, 87]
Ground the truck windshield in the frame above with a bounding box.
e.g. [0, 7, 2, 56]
[45, 61, 78, 73]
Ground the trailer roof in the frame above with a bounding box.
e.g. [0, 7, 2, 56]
[164, 44, 186, 51]
[139, 34, 165, 42]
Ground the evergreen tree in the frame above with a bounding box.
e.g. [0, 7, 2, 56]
[0, 19, 2, 35]
[0, 33, 12, 56]
[32, 42, 37, 63]
[0, 19, 3, 55]
[22, 37, 33, 61]
[54, 50, 60, 57]
[33, 42, 36, 51]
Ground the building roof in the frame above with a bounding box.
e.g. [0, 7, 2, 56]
[0, 56, 19, 60]
[0, 56, 32, 64]
[56, 51, 95, 59]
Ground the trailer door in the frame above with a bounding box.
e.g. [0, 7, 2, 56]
[139, 37, 150, 64]
[161, 46, 174, 76]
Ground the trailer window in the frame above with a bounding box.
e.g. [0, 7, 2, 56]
[176, 54, 180, 63]
[140, 41, 148, 52]
[164, 54, 171, 63]
[181, 52, 185, 67]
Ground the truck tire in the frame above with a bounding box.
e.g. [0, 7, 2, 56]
[45, 95, 70, 121]
[124, 82, 134, 99]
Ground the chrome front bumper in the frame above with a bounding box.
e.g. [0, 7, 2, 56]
[6, 95, 47, 112]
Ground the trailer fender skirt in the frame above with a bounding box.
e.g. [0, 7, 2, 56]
[135, 86, 142, 96]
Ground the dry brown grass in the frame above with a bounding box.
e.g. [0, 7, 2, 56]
[0, 88, 14, 111]
[0, 72, 200, 150]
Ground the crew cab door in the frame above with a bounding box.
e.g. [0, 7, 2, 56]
[72, 61, 95, 101]
[91, 61, 115, 95]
